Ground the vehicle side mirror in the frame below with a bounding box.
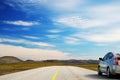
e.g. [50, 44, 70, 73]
[99, 58, 103, 61]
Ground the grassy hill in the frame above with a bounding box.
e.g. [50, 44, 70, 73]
[0, 56, 23, 63]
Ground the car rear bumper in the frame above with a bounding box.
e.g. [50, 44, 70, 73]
[112, 65, 120, 74]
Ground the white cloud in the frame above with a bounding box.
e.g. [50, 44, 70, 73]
[23, 36, 40, 39]
[29, 0, 84, 11]
[86, 3, 120, 21]
[0, 44, 68, 60]
[84, 2, 120, 28]
[75, 28, 120, 43]
[55, 16, 83, 28]
[55, 16, 107, 29]
[65, 37, 81, 45]
[47, 0, 84, 11]
[55, 1, 120, 44]
[55, 2, 120, 29]
[4, 20, 39, 26]
[55, 13, 119, 29]
[0, 38, 55, 47]
[46, 35, 59, 39]
[48, 29, 61, 33]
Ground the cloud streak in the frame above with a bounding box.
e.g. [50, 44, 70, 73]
[65, 37, 81, 45]
[48, 29, 61, 33]
[55, 15, 109, 29]
[0, 38, 55, 47]
[23, 36, 40, 39]
[4, 20, 39, 26]
[75, 28, 120, 43]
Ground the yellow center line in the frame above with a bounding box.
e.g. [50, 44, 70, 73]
[51, 67, 60, 80]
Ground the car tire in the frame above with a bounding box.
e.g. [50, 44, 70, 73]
[107, 67, 112, 78]
[98, 67, 102, 76]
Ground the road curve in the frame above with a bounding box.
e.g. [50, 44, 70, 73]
[0, 66, 119, 80]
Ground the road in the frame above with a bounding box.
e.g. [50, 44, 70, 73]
[0, 66, 120, 80]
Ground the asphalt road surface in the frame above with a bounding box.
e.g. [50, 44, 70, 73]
[0, 66, 120, 80]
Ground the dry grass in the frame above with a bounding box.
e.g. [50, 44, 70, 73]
[76, 63, 98, 71]
[0, 62, 98, 75]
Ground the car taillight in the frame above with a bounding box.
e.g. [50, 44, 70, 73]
[114, 57, 119, 65]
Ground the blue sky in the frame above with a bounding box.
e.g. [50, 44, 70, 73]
[0, 0, 120, 60]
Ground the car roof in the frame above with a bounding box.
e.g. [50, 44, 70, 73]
[110, 52, 120, 57]
[107, 52, 120, 56]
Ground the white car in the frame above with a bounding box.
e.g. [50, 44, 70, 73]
[98, 52, 120, 77]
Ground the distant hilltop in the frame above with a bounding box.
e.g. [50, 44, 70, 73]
[0, 56, 99, 63]
[0, 56, 23, 63]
